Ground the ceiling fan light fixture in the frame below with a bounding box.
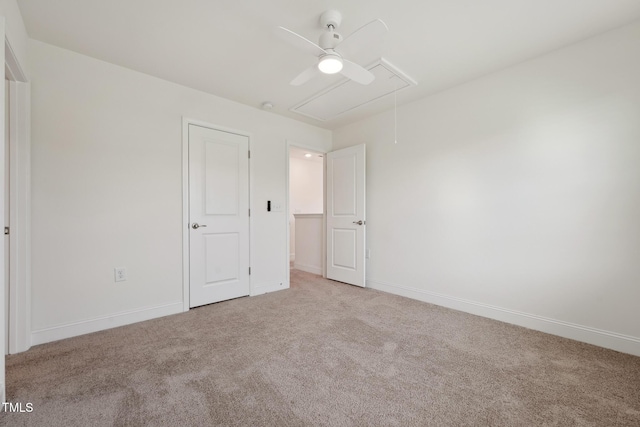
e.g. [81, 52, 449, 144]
[318, 54, 343, 74]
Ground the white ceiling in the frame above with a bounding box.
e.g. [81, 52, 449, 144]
[290, 146, 324, 162]
[17, 0, 640, 130]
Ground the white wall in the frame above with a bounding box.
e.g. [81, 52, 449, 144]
[334, 21, 640, 355]
[290, 157, 324, 214]
[293, 214, 323, 275]
[29, 40, 331, 343]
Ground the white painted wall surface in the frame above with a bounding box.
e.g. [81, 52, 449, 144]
[289, 156, 323, 259]
[290, 157, 324, 214]
[293, 214, 323, 275]
[333, 21, 640, 354]
[29, 40, 331, 342]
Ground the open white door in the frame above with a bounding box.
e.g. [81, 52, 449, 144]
[188, 124, 250, 308]
[326, 144, 366, 287]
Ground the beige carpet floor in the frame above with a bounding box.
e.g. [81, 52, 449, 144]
[2, 269, 639, 426]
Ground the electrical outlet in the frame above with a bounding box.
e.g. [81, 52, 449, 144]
[114, 267, 127, 282]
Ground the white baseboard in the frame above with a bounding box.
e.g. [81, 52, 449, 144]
[31, 302, 184, 346]
[251, 282, 288, 296]
[367, 279, 640, 357]
[293, 262, 322, 275]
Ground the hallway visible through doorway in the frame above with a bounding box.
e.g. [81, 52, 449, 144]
[288, 146, 324, 276]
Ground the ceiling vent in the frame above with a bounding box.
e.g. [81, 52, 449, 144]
[290, 58, 417, 122]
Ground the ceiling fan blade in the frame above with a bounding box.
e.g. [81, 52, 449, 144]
[340, 59, 375, 85]
[290, 64, 320, 86]
[335, 19, 389, 59]
[277, 26, 327, 57]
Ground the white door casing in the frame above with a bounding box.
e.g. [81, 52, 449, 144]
[4, 79, 9, 355]
[6, 69, 31, 355]
[326, 144, 366, 287]
[1, 31, 32, 389]
[0, 17, 5, 401]
[188, 124, 250, 308]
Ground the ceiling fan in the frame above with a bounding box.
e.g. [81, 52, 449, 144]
[277, 10, 388, 86]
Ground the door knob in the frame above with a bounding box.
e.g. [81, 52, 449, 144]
[352, 220, 364, 225]
[192, 223, 207, 229]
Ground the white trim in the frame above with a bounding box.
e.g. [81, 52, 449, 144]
[4, 37, 27, 83]
[250, 282, 288, 296]
[292, 263, 322, 275]
[0, 17, 5, 402]
[181, 119, 190, 312]
[7, 81, 30, 354]
[322, 150, 327, 279]
[289, 58, 417, 122]
[285, 142, 291, 290]
[31, 302, 184, 346]
[367, 279, 640, 357]
[293, 213, 323, 218]
[182, 117, 252, 308]
[5, 35, 31, 355]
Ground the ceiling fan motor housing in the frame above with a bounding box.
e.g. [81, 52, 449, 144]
[319, 31, 343, 50]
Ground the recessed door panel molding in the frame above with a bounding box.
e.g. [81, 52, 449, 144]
[205, 140, 239, 216]
[204, 233, 239, 284]
[326, 144, 366, 287]
[332, 229, 356, 270]
[188, 123, 250, 308]
[331, 155, 356, 216]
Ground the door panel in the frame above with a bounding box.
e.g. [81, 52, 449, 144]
[205, 142, 239, 215]
[189, 124, 249, 308]
[204, 232, 239, 284]
[332, 156, 356, 215]
[326, 144, 366, 287]
[332, 228, 356, 269]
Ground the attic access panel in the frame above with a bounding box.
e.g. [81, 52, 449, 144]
[290, 58, 417, 122]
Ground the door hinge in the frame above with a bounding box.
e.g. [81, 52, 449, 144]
[248, 209, 251, 217]
[249, 267, 251, 275]
[248, 150, 251, 159]
[4, 227, 8, 235]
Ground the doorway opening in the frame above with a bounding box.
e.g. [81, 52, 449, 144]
[287, 145, 325, 280]
[181, 119, 251, 311]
